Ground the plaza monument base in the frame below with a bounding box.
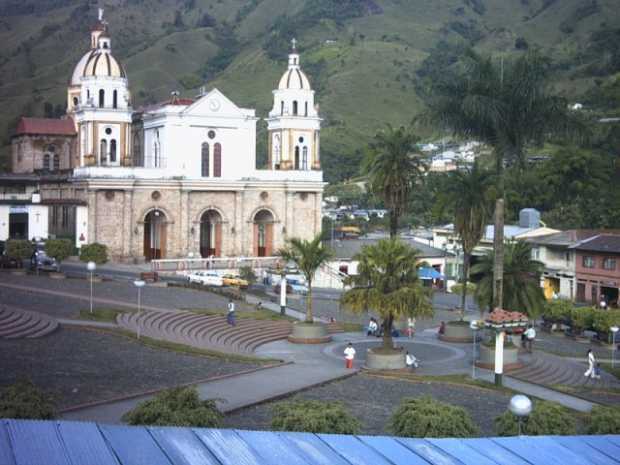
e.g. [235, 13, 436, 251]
[287, 322, 332, 344]
[439, 321, 476, 343]
[365, 347, 406, 370]
[475, 343, 523, 370]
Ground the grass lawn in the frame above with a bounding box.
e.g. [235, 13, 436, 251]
[78, 308, 129, 323]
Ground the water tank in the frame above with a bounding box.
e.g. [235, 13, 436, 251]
[519, 208, 540, 229]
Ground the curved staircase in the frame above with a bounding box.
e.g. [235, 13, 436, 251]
[117, 310, 344, 354]
[0, 306, 59, 339]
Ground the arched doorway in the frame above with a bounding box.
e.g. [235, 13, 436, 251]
[200, 210, 222, 258]
[144, 210, 167, 260]
[253, 210, 274, 257]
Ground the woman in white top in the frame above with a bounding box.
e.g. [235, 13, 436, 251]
[584, 349, 598, 379]
[344, 343, 356, 369]
[407, 317, 416, 339]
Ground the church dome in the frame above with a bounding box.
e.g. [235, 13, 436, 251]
[69, 51, 93, 86]
[81, 48, 127, 80]
[278, 66, 311, 90]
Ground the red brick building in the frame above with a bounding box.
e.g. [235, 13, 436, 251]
[571, 234, 620, 306]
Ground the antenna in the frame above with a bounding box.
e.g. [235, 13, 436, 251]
[98, 8, 104, 21]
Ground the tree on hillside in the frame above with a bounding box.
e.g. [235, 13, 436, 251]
[437, 161, 494, 317]
[364, 125, 427, 238]
[425, 50, 583, 309]
[471, 240, 545, 318]
[278, 235, 333, 323]
[342, 239, 432, 351]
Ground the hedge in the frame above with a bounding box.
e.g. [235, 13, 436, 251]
[0, 380, 55, 420]
[5, 239, 33, 261]
[494, 400, 576, 436]
[587, 406, 620, 434]
[271, 400, 361, 434]
[79, 243, 109, 265]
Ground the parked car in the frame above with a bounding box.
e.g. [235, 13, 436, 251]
[288, 280, 309, 295]
[187, 271, 224, 287]
[222, 274, 249, 288]
[31, 243, 59, 272]
[0, 250, 20, 269]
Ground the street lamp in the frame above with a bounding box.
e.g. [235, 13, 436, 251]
[509, 394, 532, 436]
[470, 320, 479, 379]
[133, 280, 146, 339]
[87, 261, 96, 314]
[611, 326, 619, 369]
[280, 272, 287, 316]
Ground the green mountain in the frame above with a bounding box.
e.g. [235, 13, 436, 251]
[0, 0, 619, 181]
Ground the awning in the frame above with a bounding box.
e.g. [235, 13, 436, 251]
[418, 267, 444, 280]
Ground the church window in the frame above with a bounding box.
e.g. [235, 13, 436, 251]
[73, 97, 79, 107]
[298, 137, 304, 143]
[113, 90, 118, 109]
[214, 143, 222, 177]
[43, 154, 50, 171]
[208, 130, 216, 139]
[99, 89, 105, 108]
[201, 142, 210, 177]
[280, 101, 284, 115]
[81, 126, 88, 156]
[105, 128, 112, 135]
[302, 147, 308, 170]
[87, 89, 90, 100]
[305, 102, 308, 116]
[100, 139, 107, 163]
[294, 146, 300, 170]
[110, 139, 117, 163]
[292, 101, 298, 116]
[53, 154, 60, 171]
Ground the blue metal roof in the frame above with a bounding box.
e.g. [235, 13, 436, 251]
[0, 419, 619, 465]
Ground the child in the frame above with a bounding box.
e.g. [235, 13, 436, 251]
[344, 342, 356, 369]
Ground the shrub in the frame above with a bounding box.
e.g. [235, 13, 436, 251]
[5, 239, 33, 261]
[123, 387, 222, 427]
[542, 299, 573, 323]
[0, 380, 55, 419]
[390, 396, 479, 438]
[588, 406, 620, 434]
[450, 283, 476, 295]
[570, 307, 595, 334]
[45, 238, 73, 265]
[494, 400, 576, 436]
[79, 243, 109, 265]
[239, 266, 257, 285]
[592, 309, 620, 340]
[271, 400, 361, 434]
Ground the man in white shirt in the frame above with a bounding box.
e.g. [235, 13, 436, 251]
[405, 351, 418, 371]
[227, 299, 236, 326]
[524, 325, 536, 352]
[344, 342, 356, 369]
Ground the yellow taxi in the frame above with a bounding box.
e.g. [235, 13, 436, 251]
[222, 274, 249, 288]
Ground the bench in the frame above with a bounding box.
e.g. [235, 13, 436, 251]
[140, 271, 159, 282]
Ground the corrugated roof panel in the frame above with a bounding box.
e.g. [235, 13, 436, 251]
[519, 436, 604, 465]
[100, 424, 172, 465]
[235, 430, 311, 465]
[428, 438, 502, 465]
[573, 436, 620, 459]
[148, 427, 221, 465]
[317, 433, 393, 465]
[357, 435, 430, 465]
[0, 422, 16, 465]
[278, 432, 350, 465]
[397, 438, 464, 465]
[603, 435, 620, 449]
[458, 438, 530, 465]
[6, 420, 71, 465]
[57, 421, 119, 465]
[553, 436, 618, 465]
[192, 428, 263, 465]
[492, 436, 582, 465]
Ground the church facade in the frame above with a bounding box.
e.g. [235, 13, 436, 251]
[1, 11, 324, 262]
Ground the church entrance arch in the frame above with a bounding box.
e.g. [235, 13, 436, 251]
[253, 210, 274, 257]
[144, 209, 167, 261]
[200, 210, 222, 258]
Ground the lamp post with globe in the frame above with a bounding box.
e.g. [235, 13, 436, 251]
[470, 320, 480, 379]
[509, 394, 532, 436]
[134, 280, 146, 339]
[87, 261, 96, 314]
[611, 326, 619, 369]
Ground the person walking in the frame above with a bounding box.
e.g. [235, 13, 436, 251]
[584, 349, 599, 380]
[524, 324, 536, 353]
[344, 342, 356, 369]
[407, 317, 416, 339]
[226, 299, 236, 326]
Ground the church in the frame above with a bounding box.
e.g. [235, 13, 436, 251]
[1, 10, 324, 262]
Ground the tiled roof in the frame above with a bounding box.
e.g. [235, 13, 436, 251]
[527, 229, 620, 247]
[14, 117, 76, 136]
[570, 234, 620, 253]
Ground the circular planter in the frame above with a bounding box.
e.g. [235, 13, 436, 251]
[48, 272, 66, 280]
[287, 322, 332, 344]
[475, 343, 522, 370]
[365, 347, 406, 370]
[10, 269, 27, 276]
[439, 321, 477, 343]
[89, 276, 103, 283]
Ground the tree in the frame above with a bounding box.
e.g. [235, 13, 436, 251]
[437, 161, 494, 316]
[363, 125, 427, 238]
[342, 239, 432, 351]
[271, 400, 361, 434]
[426, 50, 582, 309]
[495, 400, 576, 436]
[45, 239, 73, 270]
[278, 234, 333, 323]
[390, 396, 479, 438]
[471, 241, 545, 317]
[5, 239, 33, 266]
[123, 387, 222, 427]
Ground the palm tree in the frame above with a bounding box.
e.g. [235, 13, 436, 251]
[341, 239, 432, 351]
[364, 125, 427, 238]
[278, 235, 333, 323]
[438, 162, 494, 317]
[470, 241, 545, 319]
[425, 50, 583, 309]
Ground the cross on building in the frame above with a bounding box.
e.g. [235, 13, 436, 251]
[291, 38, 297, 50]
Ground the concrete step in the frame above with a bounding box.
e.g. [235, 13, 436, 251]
[27, 320, 59, 338]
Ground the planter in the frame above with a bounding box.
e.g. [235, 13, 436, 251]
[48, 272, 66, 280]
[10, 269, 27, 276]
[365, 347, 406, 370]
[89, 276, 103, 283]
[475, 343, 522, 371]
[439, 321, 477, 343]
[287, 322, 332, 344]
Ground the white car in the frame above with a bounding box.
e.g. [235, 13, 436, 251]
[187, 271, 224, 287]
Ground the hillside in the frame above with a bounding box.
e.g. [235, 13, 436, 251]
[0, 0, 619, 181]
